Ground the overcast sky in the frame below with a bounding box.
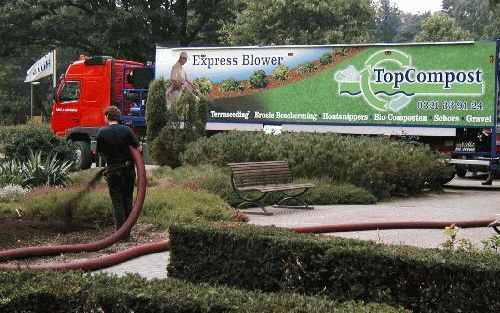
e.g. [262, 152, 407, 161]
[390, 0, 443, 14]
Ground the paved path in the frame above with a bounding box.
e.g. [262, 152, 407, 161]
[96, 177, 500, 279]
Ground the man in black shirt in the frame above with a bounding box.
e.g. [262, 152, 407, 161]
[96, 106, 141, 240]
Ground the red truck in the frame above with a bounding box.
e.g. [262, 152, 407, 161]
[51, 56, 152, 169]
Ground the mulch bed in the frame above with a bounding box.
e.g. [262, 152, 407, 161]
[0, 216, 169, 267]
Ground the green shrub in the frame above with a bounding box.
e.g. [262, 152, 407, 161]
[146, 78, 168, 142]
[168, 223, 500, 312]
[297, 61, 317, 74]
[319, 52, 333, 65]
[249, 70, 269, 88]
[193, 77, 213, 95]
[0, 123, 75, 163]
[0, 271, 407, 312]
[218, 78, 244, 92]
[150, 91, 207, 167]
[20, 184, 232, 228]
[333, 47, 349, 56]
[272, 65, 291, 81]
[151, 165, 376, 206]
[181, 132, 453, 199]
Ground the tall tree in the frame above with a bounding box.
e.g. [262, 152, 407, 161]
[375, 0, 401, 42]
[393, 12, 430, 42]
[0, 0, 238, 61]
[220, 0, 376, 45]
[414, 12, 471, 42]
[442, 0, 499, 39]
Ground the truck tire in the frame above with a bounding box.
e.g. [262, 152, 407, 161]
[455, 166, 467, 178]
[74, 141, 92, 170]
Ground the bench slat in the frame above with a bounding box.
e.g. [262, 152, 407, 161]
[238, 183, 315, 192]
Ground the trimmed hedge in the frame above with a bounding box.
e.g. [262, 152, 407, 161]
[0, 271, 407, 312]
[181, 132, 454, 199]
[168, 223, 500, 312]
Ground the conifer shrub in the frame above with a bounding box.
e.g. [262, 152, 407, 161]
[150, 91, 207, 167]
[249, 70, 268, 88]
[272, 65, 291, 81]
[218, 78, 244, 92]
[145, 78, 168, 142]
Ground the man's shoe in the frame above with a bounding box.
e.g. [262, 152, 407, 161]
[482, 180, 493, 186]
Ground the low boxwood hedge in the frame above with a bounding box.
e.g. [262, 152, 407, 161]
[168, 223, 500, 312]
[0, 271, 407, 312]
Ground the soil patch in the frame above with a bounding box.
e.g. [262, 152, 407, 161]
[0, 216, 169, 267]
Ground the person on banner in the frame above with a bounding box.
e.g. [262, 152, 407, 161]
[165, 51, 200, 109]
[96, 106, 142, 241]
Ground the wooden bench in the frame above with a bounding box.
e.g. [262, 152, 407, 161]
[228, 161, 315, 215]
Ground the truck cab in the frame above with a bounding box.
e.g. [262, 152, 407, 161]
[51, 56, 150, 169]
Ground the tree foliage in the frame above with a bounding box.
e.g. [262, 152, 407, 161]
[442, 0, 499, 39]
[375, 0, 401, 43]
[414, 13, 471, 42]
[220, 0, 376, 45]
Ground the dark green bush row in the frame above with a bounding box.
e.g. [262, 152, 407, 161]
[168, 223, 500, 312]
[181, 132, 454, 198]
[151, 165, 377, 206]
[0, 123, 75, 163]
[0, 271, 407, 312]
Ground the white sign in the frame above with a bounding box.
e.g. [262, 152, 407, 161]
[24, 51, 54, 83]
[263, 125, 282, 135]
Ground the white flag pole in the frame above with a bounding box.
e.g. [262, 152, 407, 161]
[53, 49, 57, 88]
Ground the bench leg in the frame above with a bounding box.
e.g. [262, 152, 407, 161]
[273, 189, 313, 210]
[236, 201, 273, 216]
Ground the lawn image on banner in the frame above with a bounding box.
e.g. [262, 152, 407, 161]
[155, 41, 497, 127]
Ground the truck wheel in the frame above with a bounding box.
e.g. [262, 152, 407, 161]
[74, 141, 92, 170]
[455, 167, 467, 178]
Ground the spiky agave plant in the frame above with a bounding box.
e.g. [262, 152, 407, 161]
[7, 149, 74, 188]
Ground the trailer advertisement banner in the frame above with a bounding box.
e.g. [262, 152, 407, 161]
[155, 42, 497, 127]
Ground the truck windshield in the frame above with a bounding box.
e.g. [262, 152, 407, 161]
[59, 81, 80, 102]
